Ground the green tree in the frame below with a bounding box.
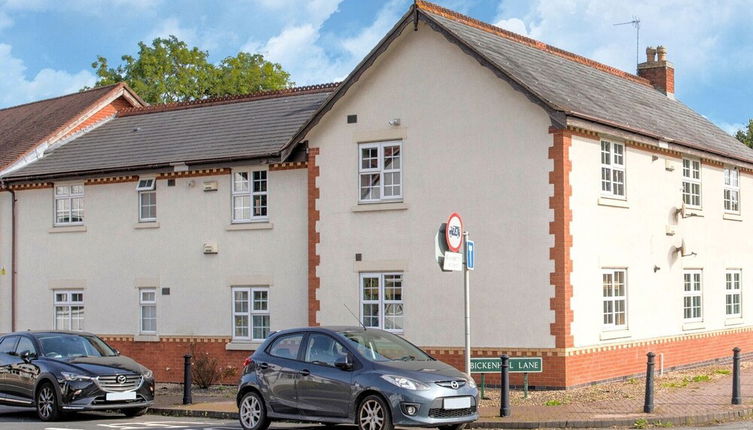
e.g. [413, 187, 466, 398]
[89, 36, 292, 104]
[735, 119, 753, 148]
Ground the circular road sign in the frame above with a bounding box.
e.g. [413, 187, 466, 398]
[445, 212, 463, 253]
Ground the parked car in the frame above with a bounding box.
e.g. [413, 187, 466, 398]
[0, 330, 154, 421]
[237, 326, 479, 430]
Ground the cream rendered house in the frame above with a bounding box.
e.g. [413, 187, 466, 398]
[2, 1, 753, 388]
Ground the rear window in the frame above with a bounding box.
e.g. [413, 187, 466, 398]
[267, 333, 304, 360]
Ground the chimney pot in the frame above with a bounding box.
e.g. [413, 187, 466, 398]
[657, 45, 667, 62]
[646, 47, 657, 62]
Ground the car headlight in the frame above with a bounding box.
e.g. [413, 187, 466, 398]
[467, 378, 477, 389]
[61, 372, 94, 382]
[381, 375, 430, 391]
[142, 368, 154, 379]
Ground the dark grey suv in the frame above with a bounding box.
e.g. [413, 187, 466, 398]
[236, 327, 479, 430]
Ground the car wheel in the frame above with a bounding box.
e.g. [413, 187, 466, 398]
[123, 407, 148, 417]
[239, 391, 270, 430]
[36, 382, 61, 422]
[438, 424, 467, 430]
[358, 395, 393, 430]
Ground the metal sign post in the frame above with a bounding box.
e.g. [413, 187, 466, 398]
[463, 231, 471, 376]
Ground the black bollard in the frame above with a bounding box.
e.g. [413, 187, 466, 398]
[644, 352, 655, 413]
[183, 354, 193, 405]
[499, 355, 510, 417]
[732, 347, 741, 405]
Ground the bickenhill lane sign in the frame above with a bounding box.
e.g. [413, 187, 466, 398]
[470, 357, 543, 374]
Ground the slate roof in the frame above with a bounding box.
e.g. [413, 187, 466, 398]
[416, 2, 753, 162]
[5, 85, 336, 180]
[0, 84, 141, 171]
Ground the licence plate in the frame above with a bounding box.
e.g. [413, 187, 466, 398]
[106, 391, 137, 401]
[443, 396, 471, 410]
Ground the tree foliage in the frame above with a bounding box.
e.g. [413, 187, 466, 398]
[735, 119, 753, 149]
[90, 36, 292, 104]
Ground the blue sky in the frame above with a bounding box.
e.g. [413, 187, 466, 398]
[1, 0, 752, 135]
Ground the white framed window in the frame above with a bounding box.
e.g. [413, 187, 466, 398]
[600, 141, 625, 198]
[359, 141, 402, 202]
[682, 158, 701, 208]
[602, 269, 627, 329]
[232, 287, 270, 341]
[137, 179, 157, 222]
[726, 270, 742, 318]
[54, 184, 84, 226]
[360, 273, 403, 332]
[139, 288, 157, 333]
[683, 270, 703, 321]
[724, 167, 740, 214]
[231, 170, 268, 222]
[54, 290, 84, 330]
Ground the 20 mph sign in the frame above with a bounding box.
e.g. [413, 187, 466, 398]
[445, 212, 463, 252]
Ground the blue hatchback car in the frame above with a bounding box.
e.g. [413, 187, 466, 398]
[237, 326, 479, 430]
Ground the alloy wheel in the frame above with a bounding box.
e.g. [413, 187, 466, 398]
[240, 394, 262, 429]
[359, 399, 385, 430]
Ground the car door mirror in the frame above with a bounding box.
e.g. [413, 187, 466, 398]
[334, 354, 353, 371]
[19, 350, 36, 363]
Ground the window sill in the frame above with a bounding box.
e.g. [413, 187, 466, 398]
[725, 317, 744, 326]
[682, 321, 705, 331]
[134, 334, 160, 342]
[226, 222, 273, 231]
[597, 197, 629, 209]
[599, 329, 630, 341]
[352, 202, 408, 212]
[49, 225, 87, 233]
[226, 341, 263, 351]
[723, 213, 743, 222]
[134, 222, 160, 229]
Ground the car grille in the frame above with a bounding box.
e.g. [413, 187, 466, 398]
[435, 380, 467, 389]
[95, 375, 142, 392]
[428, 406, 477, 418]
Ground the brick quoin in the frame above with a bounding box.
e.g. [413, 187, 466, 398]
[307, 146, 321, 326]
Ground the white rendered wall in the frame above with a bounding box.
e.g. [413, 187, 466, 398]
[570, 134, 753, 347]
[307, 23, 556, 348]
[11, 169, 308, 340]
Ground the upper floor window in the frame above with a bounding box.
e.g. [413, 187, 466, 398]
[54, 184, 84, 226]
[600, 141, 625, 198]
[232, 286, 270, 341]
[136, 179, 157, 222]
[232, 170, 267, 223]
[726, 270, 742, 318]
[139, 288, 157, 333]
[683, 270, 702, 322]
[360, 272, 403, 332]
[54, 290, 84, 331]
[602, 269, 626, 330]
[682, 158, 701, 208]
[359, 141, 402, 203]
[724, 167, 740, 214]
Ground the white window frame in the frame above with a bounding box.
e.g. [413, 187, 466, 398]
[359, 272, 404, 333]
[137, 179, 157, 222]
[53, 290, 84, 331]
[601, 269, 627, 330]
[139, 288, 157, 334]
[358, 140, 402, 203]
[231, 286, 270, 342]
[724, 167, 740, 214]
[682, 158, 702, 209]
[683, 270, 703, 322]
[231, 170, 268, 223]
[600, 140, 626, 199]
[726, 270, 742, 318]
[54, 184, 85, 226]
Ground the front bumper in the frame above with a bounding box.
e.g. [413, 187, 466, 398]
[386, 385, 479, 426]
[58, 376, 155, 411]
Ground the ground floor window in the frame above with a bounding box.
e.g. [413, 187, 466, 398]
[726, 270, 742, 318]
[54, 290, 84, 330]
[683, 270, 703, 321]
[602, 269, 626, 329]
[232, 287, 270, 341]
[360, 273, 403, 332]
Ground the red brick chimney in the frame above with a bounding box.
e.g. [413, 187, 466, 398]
[637, 46, 675, 98]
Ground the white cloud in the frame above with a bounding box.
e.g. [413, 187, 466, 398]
[0, 43, 96, 108]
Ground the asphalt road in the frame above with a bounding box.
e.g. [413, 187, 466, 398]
[2, 406, 753, 430]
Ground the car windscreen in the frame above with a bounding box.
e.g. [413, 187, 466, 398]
[37, 334, 118, 359]
[340, 330, 432, 362]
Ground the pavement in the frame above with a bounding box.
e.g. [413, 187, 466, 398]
[149, 366, 753, 428]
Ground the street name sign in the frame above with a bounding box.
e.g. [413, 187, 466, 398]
[470, 357, 543, 374]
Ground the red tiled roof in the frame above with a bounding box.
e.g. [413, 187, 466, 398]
[0, 83, 138, 170]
